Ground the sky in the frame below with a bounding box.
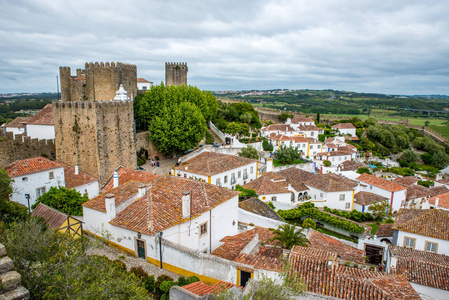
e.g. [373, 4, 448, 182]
[1, 0, 449, 95]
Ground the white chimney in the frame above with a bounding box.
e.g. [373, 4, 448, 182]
[138, 184, 146, 198]
[113, 170, 119, 188]
[266, 158, 273, 173]
[105, 194, 116, 220]
[435, 197, 439, 208]
[75, 165, 79, 175]
[182, 191, 191, 219]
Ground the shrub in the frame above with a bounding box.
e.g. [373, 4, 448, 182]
[418, 180, 433, 188]
[302, 218, 316, 229]
[356, 167, 371, 175]
[154, 275, 174, 296]
[159, 280, 177, 294]
[130, 266, 148, 279]
[205, 131, 214, 144]
[113, 259, 127, 272]
[143, 275, 155, 293]
[323, 160, 331, 167]
[268, 201, 275, 210]
[263, 140, 274, 151]
[137, 156, 146, 166]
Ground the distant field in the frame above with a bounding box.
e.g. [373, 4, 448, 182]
[429, 125, 449, 139]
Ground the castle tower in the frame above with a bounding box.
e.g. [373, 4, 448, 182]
[165, 62, 188, 86]
[59, 62, 137, 102]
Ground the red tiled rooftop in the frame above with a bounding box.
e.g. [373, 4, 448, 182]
[31, 203, 82, 230]
[26, 104, 54, 126]
[5, 117, 29, 128]
[306, 173, 358, 192]
[60, 162, 98, 189]
[137, 78, 151, 83]
[242, 174, 291, 196]
[393, 209, 449, 241]
[262, 124, 296, 132]
[102, 167, 158, 191]
[309, 230, 365, 263]
[429, 191, 449, 208]
[182, 280, 239, 296]
[332, 123, 356, 129]
[356, 173, 406, 192]
[354, 191, 388, 206]
[392, 176, 419, 187]
[5, 156, 62, 178]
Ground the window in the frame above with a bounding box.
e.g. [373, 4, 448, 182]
[200, 222, 208, 236]
[49, 172, 54, 179]
[404, 237, 416, 249]
[243, 169, 248, 180]
[320, 193, 323, 197]
[425, 241, 438, 253]
[216, 178, 221, 186]
[345, 203, 351, 209]
[250, 167, 253, 174]
[311, 132, 314, 136]
[238, 171, 241, 178]
[224, 176, 228, 183]
[231, 173, 236, 184]
[271, 196, 277, 202]
[370, 185, 373, 190]
[302, 144, 306, 148]
[340, 194, 345, 201]
[310, 145, 313, 149]
[338, 157, 341, 161]
[36, 187, 46, 198]
[317, 145, 320, 149]
[22, 177, 28, 182]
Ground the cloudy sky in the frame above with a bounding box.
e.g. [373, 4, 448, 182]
[1, 0, 449, 95]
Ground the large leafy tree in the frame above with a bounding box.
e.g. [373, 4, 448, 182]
[149, 102, 207, 154]
[32, 186, 88, 216]
[276, 145, 301, 164]
[269, 224, 310, 250]
[0, 167, 29, 224]
[400, 149, 419, 163]
[238, 145, 259, 160]
[0, 167, 12, 200]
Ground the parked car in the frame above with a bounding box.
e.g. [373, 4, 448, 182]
[137, 166, 145, 171]
[212, 142, 220, 148]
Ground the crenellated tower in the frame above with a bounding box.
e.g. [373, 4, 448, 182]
[165, 62, 188, 86]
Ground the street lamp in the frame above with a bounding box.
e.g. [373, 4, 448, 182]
[158, 231, 163, 269]
[25, 194, 30, 212]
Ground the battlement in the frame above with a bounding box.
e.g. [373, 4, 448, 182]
[165, 62, 188, 86]
[54, 100, 133, 110]
[84, 62, 137, 71]
[165, 62, 188, 68]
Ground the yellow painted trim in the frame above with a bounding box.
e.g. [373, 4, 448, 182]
[307, 142, 310, 157]
[84, 230, 136, 256]
[236, 269, 240, 286]
[208, 176, 211, 184]
[250, 272, 254, 279]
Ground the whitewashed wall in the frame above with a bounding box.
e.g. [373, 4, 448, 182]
[396, 230, 449, 256]
[26, 124, 55, 140]
[74, 180, 100, 199]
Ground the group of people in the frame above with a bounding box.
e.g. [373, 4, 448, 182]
[150, 160, 160, 167]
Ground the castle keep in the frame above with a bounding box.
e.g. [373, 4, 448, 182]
[55, 62, 137, 185]
[165, 62, 188, 86]
[60, 62, 137, 102]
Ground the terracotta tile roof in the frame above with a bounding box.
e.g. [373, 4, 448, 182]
[289, 245, 420, 299]
[5, 156, 62, 178]
[83, 180, 143, 212]
[5, 117, 29, 128]
[354, 191, 388, 206]
[234, 247, 285, 272]
[436, 177, 449, 185]
[290, 136, 309, 143]
[338, 145, 358, 152]
[181, 280, 239, 296]
[262, 124, 296, 132]
[317, 150, 353, 157]
[392, 176, 419, 187]
[26, 104, 53, 126]
[173, 152, 256, 177]
[393, 209, 449, 241]
[276, 167, 313, 192]
[376, 224, 393, 237]
[102, 167, 158, 191]
[59, 162, 98, 189]
[290, 117, 314, 124]
[340, 160, 367, 171]
[308, 230, 365, 264]
[393, 209, 430, 227]
[242, 174, 291, 196]
[356, 173, 406, 192]
[405, 184, 429, 199]
[269, 134, 308, 143]
[325, 143, 338, 148]
[31, 203, 82, 230]
[390, 245, 449, 291]
[297, 124, 320, 132]
[306, 137, 321, 144]
[306, 173, 358, 192]
[211, 227, 275, 261]
[238, 198, 283, 221]
[325, 137, 335, 143]
[73, 75, 85, 81]
[332, 123, 356, 129]
[345, 136, 360, 141]
[137, 78, 151, 83]
[108, 176, 239, 236]
[429, 192, 449, 208]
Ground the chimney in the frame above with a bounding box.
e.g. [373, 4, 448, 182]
[75, 165, 79, 175]
[138, 184, 146, 198]
[182, 191, 191, 219]
[266, 158, 273, 173]
[436, 173, 443, 181]
[113, 170, 119, 188]
[105, 194, 116, 220]
[435, 197, 439, 208]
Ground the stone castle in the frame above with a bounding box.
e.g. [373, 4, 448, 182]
[55, 62, 137, 185]
[165, 62, 188, 86]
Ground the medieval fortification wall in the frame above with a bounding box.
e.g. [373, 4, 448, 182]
[165, 62, 188, 86]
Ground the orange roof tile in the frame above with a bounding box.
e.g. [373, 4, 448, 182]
[26, 104, 53, 125]
[354, 191, 388, 206]
[59, 162, 98, 189]
[173, 152, 256, 177]
[242, 175, 291, 196]
[356, 173, 406, 192]
[392, 176, 419, 187]
[31, 203, 82, 230]
[102, 167, 158, 191]
[429, 192, 449, 208]
[262, 124, 296, 132]
[332, 123, 356, 129]
[137, 78, 151, 83]
[182, 280, 239, 296]
[306, 173, 358, 192]
[393, 209, 449, 241]
[309, 230, 365, 263]
[5, 156, 62, 178]
[5, 117, 29, 128]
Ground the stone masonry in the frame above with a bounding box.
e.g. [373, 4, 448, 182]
[165, 62, 188, 86]
[0, 243, 29, 300]
[60, 62, 137, 102]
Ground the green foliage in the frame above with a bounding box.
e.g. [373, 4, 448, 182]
[418, 180, 434, 188]
[323, 160, 331, 167]
[364, 117, 377, 127]
[369, 200, 390, 220]
[276, 145, 302, 164]
[0, 168, 29, 224]
[421, 152, 433, 165]
[235, 185, 258, 201]
[386, 167, 415, 176]
[263, 140, 274, 151]
[32, 186, 88, 216]
[205, 131, 215, 144]
[356, 167, 371, 175]
[278, 112, 293, 122]
[154, 275, 174, 298]
[301, 218, 316, 229]
[269, 224, 310, 250]
[214, 101, 262, 133]
[129, 266, 148, 278]
[160, 280, 177, 294]
[316, 112, 320, 123]
[267, 201, 275, 210]
[318, 134, 326, 142]
[323, 207, 375, 222]
[401, 149, 419, 163]
[137, 156, 146, 166]
[432, 151, 449, 169]
[356, 128, 364, 138]
[278, 203, 366, 234]
[225, 122, 250, 137]
[0, 168, 13, 200]
[238, 145, 259, 160]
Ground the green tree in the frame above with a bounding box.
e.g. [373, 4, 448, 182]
[205, 131, 215, 144]
[301, 218, 316, 229]
[0, 167, 29, 224]
[276, 145, 301, 164]
[263, 140, 274, 152]
[239, 112, 253, 124]
[316, 112, 320, 123]
[432, 151, 449, 169]
[323, 160, 331, 167]
[425, 120, 430, 126]
[238, 145, 259, 160]
[369, 200, 390, 220]
[364, 117, 377, 128]
[400, 149, 419, 163]
[32, 186, 88, 216]
[235, 185, 258, 201]
[421, 152, 433, 165]
[356, 167, 371, 175]
[279, 112, 293, 122]
[0, 168, 13, 200]
[269, 224, 310, 250]
[149, 102, 207, 154]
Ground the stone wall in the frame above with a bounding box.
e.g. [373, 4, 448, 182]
[0, 130, 55, 168]
[53, 101, 136, 185]
[165, 62, 188, 86]
[60, 62, 137, 102]
[0, 243, 29, 299]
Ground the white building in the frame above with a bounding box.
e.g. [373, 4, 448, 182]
[332, 123, 356, 136]
[60, 163, 100, 199]
[172, 151, 258, 190]
[3, 117, 29, 136]
[356, 173, 407, 213]
[261, 124, 297, 137]
[5, 157, 65, 210]
[353, 191, 389, 213]
[306, 137, 323, 157]
[285, 116, 315, 129]
[305, 173, 358, 211]
[316, 150, 354, 166]
[137, 78, 153, 91]
[24, 104, 55, 140]
[267, 134, 308, 154]
[82, 176, 240, 255]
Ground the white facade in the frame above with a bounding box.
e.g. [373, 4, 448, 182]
[318, 153, 353, 166]
[356, 183, 406, 213]
[259, 192, 292, 204]
[396, 230, 449, 256]
[26, 124, 55, 140]
[73, 181, 100, 199]
[307, 142, 322, 157]
[172, 162, 258, 190]
[307, 186, 354, 211]
[137, 81, 152, 91]
[10, 167, 65, 209]
[4, 126, 25, 136]
[333, 127, 356, 136]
